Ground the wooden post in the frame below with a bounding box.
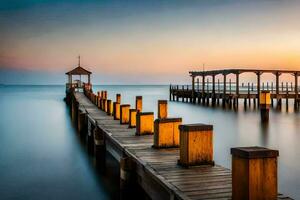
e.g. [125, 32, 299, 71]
[178, 124, 214, 167]
[191, 76, 195, 103]
[136, 112, 154, 135]
[229, 79, 232, 94]
[231, 147, 279, 200]
[212, 75, 216, 106]
[169, 84, 172, 101]
[256, 72, 261, 105]
[116, 93, 121, 104]
[107, 99, 113, 116]
[286, 82, 289, 109]
[153, 118, 182, 148]
[260, 91, 271, 122]
[120, 156, 135, 192]
[135, 96, 143, 112]
[103, 99, 108, 112]
[223, 73, 227, 107]
[77, 108, 86, 135]
[236, 73, 239, 96]
[94, 127, 105, 161]
[158, 100, 168, 119]
[120, 104, 130, 124]
[202, 75, 205, 103]
[113, 102, 120, 120]
[295, 73, 298, 108]
[87, 116, 95, 155]
[129, 109, 137, 128]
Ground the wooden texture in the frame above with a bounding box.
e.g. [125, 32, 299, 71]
[153, 118, 182, 148]
[73, 92, 291, 200]
[113, 102, 120, 120]
[120, 104, 130, 124]
[136, 112, 154, 135]
[179, 125, 214, 167]
[231, 147, 279, 200]
[158, 100, 168, 119]
[136, 96, 143, 112]
[107, 99, 113, 115]
[129, 109, 137, 128]
[116, 94, 121, 104]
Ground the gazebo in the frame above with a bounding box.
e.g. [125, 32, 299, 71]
[65, 56, 92, 90]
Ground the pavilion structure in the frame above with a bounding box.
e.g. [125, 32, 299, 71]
[170, 69, 300, 109]
[65, 56, 92, 91]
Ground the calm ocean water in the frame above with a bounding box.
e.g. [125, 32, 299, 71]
[1, 85, 300, 199]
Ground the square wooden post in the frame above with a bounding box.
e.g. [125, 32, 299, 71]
[158, 100, 168, 119]
[260, 91, 271, 122]
[103, 99, 108, 112]
[136, 112, 154, 135]
[107, 99, 113, 116]
[231, 147, 279, 200]
[113, 102, 120, 120]
[129, 109, 137, 128]
[178, 124, 214, 167]
[153, 118, 182, 148]
[116, 94, 121, 104]
[120, 104, 130, 124]
[136, 96, 143, 112]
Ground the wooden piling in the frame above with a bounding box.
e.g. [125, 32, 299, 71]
[158, 100, 168, 119]
[136, 96, 143, 112]
[120, 104, 130, 124]
[178, 123, 214, 167]
[107, 99, 113, 116]
[231, 147, 279, 200]
[113, 102, 120, 120]
[116, 93, 121, 104]
[153, 118, 182, 148]
[260, 91, 271, 122]
[129, 109, 137, 128]
[136, 112, 154, 135]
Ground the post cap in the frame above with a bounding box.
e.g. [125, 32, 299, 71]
[260, 90, 270, 93]
[231, 146, 279, 159]
[107, 99, 112, 103]
[137, 112, 154, 116]
[136, 96, 143, 99]
[155, 118, 182, 123]
[120, 104, 130, 108]
[129, 109, 137, 112]
[158, 100, 168, 104]
[179, 123, 213, 132]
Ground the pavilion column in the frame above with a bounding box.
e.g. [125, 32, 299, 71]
[295, 73, 298, 108]
[202, 75, 205, 103]
[191, 76, 195, 103]
[235, 73, 239, 96]
[212, 75, 216, 106]
[256, 72, 261, 105]
[275, 72, 280, 96]
[223, 74, 227, 104]
[88, 75, 91, 84]
[68, 75, 71, 84]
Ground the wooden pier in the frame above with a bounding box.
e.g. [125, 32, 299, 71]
[170, 69, 300, 109]
[65, 63, 293, 199]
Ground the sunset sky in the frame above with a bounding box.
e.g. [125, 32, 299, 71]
[1, 0, 300, 84]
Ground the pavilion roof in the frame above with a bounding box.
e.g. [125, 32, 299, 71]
[65, 66, 92, 75]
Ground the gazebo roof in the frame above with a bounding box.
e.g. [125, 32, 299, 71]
[65, 66, 92, 75]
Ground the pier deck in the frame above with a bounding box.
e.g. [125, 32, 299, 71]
[73, 92, 291, 200]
